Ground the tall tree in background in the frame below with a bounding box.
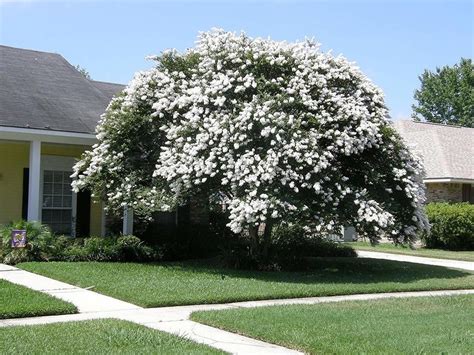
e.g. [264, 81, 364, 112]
[74, 64, 91, 80]
[412, 58, 473, 127]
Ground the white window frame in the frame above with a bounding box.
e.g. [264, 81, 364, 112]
[40, 155, 77, 237]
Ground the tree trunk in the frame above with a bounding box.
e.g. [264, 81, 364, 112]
[262, 221, 273, 260]
[249, 225, 259, 257]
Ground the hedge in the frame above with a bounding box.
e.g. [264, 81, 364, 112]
[422, 203, 474, 250]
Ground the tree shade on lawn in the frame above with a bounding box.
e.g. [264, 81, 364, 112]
[0, 280, 76, 319]
[19, 258, 474, 307]
[351, 241, 474, 262]
[191, 295, 474, 354]
[0, 319, 223, 355]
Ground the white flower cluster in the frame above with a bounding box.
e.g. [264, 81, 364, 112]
[73, 29, 429, 241]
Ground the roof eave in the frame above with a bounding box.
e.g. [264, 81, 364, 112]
[0, 126, 96, 145]
[424, 178, 474, 184]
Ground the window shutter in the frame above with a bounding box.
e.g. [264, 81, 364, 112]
[21, 168, 29, 220]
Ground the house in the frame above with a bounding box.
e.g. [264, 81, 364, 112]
[1, 45, 471, 240]
[0, 45, 124, 236]
[393, 120, 474, 204]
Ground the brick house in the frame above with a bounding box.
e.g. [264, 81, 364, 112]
[393, 120, 474, 204]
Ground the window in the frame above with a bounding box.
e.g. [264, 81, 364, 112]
[42, 170, 73, 235]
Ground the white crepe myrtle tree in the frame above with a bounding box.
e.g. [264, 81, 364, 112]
[73, 29, 429, 250]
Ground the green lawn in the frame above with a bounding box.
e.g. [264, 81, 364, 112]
[19, 258, 474, 307]
[191, 295, 474, 354]
[351, 241, 474, 261]
[0, 280, 76, 319]
[0, 319, 223, 354]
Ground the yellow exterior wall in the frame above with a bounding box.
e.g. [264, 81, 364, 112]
[0, 141, 102, 235]
[42, 143, 87, 158]
[90, 198, 103, 236]
[0, 142, 29, 224]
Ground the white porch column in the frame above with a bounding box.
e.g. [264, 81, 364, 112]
[27, 140, 41, 221]
[122, 206, 133, 235]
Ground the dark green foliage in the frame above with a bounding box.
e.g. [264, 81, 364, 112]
[138, 223, 219, 261]
[271, 224, 357, 258]
[0, 220, 159, 264]
[0, 220, 68, 264]
[412, 58, 474, 127]
[62, 235, 158, 262]
[422, 203, 474, 250]
[219, 223, 356, 271]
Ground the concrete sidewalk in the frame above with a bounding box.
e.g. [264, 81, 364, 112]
[2, 288, 473, 354]
[0, 264, 301, 355]
[0, 265, 140, 313]
[357, 250, 474, 271]
[2, 261, 474, 355]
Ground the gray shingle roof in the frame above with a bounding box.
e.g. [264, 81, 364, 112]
[89, 80, 124, 102]
[393, 120, 474, 181]
[0, 45, 124, 134]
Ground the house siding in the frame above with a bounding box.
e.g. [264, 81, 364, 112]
[0, 142, 29, 224]
[42, 143, 88, 158]
[0, 141, 102, 234]
[90, 197, 103, 236]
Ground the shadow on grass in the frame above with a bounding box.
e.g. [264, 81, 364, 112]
[143, 257, 472, 285]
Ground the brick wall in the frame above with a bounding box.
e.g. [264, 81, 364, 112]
[425, 183, 463, 203]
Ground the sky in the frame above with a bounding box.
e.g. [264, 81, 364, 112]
[0, 0, 472, 119]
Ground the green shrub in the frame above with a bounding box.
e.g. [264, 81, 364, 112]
[271, 224, 357, 258]
[139, 222, 220, 261]
[219, 223, 356, 271]
[422, 203, 474, 250]
[0, 220, 67, 264]
[62, 237, 119, 262]
[62, 235, 158, 262]
[0, 220, 159, 264]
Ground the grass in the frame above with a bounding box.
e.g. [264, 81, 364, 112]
[19, 258, 474, 307]
[0, 319, 223, 354]
[191, 295, 474, 354]
[351, 241, 474, 261]
[0, 279, 77, 319]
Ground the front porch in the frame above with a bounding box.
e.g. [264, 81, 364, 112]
[0, 127, 108, 236]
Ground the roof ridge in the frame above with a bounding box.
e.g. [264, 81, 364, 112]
[89, 79, 124, 86]
[403, 120, 472, 129]
[0, 44, 63, 57]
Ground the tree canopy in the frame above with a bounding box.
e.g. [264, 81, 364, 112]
[73, 29, 428, 243]
[412, 58, 473, 127]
